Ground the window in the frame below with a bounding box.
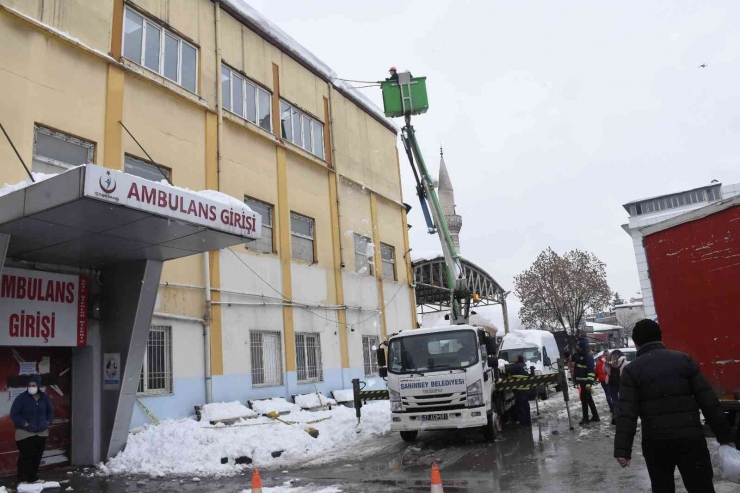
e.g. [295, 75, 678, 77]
[381, 243, 396, 281]
[707, 187, 721, 202]
[295, 333, 322, 382]
[354, 234, 374, 275]
[244, 197, 274, 254]
[124, 155, 171, 182]
[221, 64, 272, 132]
[290, 213, 315, 263]
[123, 7, 198, 93]
[32, 126, 94, 175]
[250, 331, 283, 387]
[279, 100, 325, 159]
[138, 325, 173, 395]
[362, 336, 380, 377]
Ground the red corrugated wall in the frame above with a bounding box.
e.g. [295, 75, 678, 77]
[644, 204, 740, 400]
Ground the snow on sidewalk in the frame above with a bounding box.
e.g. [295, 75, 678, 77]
[251, 398, 300, 415]
[240, 485, 342, 493]
[100, 401, 390, 477]
[201, 401, 258, 421]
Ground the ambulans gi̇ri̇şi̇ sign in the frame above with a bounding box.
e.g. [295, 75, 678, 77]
[83, 164, 262, 239]
[0, 268, 88, 346]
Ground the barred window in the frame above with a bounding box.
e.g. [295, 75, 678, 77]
[380, 243, 396, 281]
[138, 325, 173, 395]
[295, 333, 322, 383]
[250, 331, 283, 387]
[362, 336, 379, 377]
[354, 234, 374, 275]
[244, 197, 274, 254]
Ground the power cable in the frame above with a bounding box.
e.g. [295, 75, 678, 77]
[333, 77, 382, 84]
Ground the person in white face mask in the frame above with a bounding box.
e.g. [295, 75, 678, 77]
[10, 375, 54, 485]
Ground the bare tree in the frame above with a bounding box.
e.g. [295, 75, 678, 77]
[514, 248, 612, 349]
[615, 309, 642, 346]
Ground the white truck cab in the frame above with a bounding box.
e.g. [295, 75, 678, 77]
[378, 325, 499, 442]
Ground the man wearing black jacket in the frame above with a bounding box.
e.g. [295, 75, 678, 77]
[573, 338, 599, 425]
[614, 319, 736, 493]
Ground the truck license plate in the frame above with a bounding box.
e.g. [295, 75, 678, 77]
[421, 413, 448, 421]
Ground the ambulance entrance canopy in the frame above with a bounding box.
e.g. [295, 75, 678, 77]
[0, 164, 261, 466]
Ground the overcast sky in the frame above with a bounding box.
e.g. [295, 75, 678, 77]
[249, 0, 740, 330]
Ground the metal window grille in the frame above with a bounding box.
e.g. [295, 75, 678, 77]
[244, 197, 274, 253]
[32, 126, 94, 174]
[362, 336, 379, 376]
[122, 6, 198, 93]
[290, 213, 315, 263]
[250, 331, 283, 387]
[138, 325, 173, 395]
[380, 243, 396, 281]
[354, 234, 373, 275]
[295, 333, 322, 383]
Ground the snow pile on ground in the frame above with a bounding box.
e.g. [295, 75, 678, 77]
[294, 393, 336, 409]
[201, 401, 257, 421]
[101, 401, 390, 477]
[251, 398, 300, 415]
[331, 389, 354, 403]
[0, 171, 61, 198]
[17, 482, 61, 493]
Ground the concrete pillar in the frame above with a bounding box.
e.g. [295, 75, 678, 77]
[71, 322, 102, 465]
[100, 260, 163, 459]
[0, 233, 9, 277]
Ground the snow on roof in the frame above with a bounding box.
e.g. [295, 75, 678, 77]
[587, 322, 623, 332]
[410, 249, 444, 262]
[0, 171, 59, 199]
[622, 182, 723, 209]
[614, 302, 643, 309]
[392, 324, 477, 338]
[220, 1, 398, 133]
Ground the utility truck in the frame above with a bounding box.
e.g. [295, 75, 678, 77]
[352, 71, 572, 439]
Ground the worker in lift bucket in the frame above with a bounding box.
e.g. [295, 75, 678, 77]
[10, 375, 54, 485]
[387, 66, 398, 81]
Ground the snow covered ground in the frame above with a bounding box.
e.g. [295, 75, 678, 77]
[201, 401, 258, 421]
[100, 401, 390, 478]
[240, 484, 342, 493]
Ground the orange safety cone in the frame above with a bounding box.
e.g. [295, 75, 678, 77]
[251, 468, 263, 493]
[430, 463, 444, 493]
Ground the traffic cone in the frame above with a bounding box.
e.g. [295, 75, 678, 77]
[430, 463, 444, 493]
[251, 468, 263, 493]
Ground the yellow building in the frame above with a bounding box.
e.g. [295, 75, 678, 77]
[0, 0, 414, 466]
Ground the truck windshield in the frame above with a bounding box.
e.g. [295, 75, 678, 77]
[388, 330, 479, 374]
[501, 347, 541, 364]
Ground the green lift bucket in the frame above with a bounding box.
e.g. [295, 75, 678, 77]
[380, 74, 429, 118]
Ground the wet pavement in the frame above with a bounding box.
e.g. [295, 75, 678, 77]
[1, 392, 735, 492]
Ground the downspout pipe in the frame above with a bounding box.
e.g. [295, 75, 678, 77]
[327, 85, 344, 267]
[203, 253, 213, 404]
[215, 1, 223, 191]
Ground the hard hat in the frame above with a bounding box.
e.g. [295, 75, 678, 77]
[389, 66, 397, 72]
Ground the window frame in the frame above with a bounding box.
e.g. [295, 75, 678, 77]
[380, 242, 397, 281]
[362, 335, 380, 377]
[32, 125, 94, 172]
[124, 154, 172, 182]
[249, 330, 284, 387]
[221, 64, 273, 132]
[295, 332, 323, 383]
[137, 325, 173, 396]
[354, 234, 374, 276]
[122, 5, 199, 93]
[290, 212, 316, 263]
[244, 195, 275, 254]
[279, 99, 325, 159]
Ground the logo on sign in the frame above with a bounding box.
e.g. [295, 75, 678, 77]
[99, 171, 117, 194]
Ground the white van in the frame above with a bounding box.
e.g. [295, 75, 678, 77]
[497, 330, 561, 399]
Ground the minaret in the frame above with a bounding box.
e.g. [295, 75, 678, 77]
[438, 147, 462, 253]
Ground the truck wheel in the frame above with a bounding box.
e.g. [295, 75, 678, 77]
[400, 431, 418, 442]
[539, 388, 549, 401]
[482, 413, 497, 441]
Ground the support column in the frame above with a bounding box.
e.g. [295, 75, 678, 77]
[0, 233, 9, 278]
[100, 260, 163, 459]
[395, 148, 418, 330]
[71, 321, 102, 465]
[103, 64, 124, 170]
[276, 147, 296, 388]
[502, 295, 511, 334]
[370, 193, 388, 340]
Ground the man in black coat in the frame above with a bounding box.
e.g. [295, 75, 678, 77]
[573, 338, 599, 425]
[614, 319, 736, 493]
[508, 355, 531, 426]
